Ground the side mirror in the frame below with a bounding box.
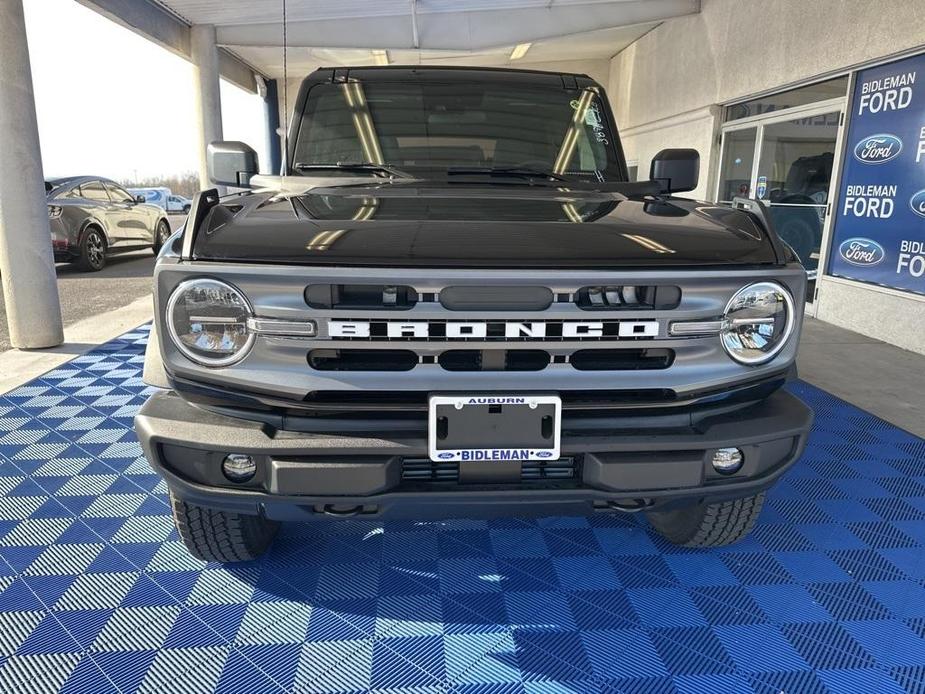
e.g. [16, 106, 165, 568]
[207, 141, 259, 188]
[135, 195, 146, 204]
[650, 148, 699, 195]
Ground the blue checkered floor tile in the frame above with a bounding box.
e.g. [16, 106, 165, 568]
[1, 325, 924, 693]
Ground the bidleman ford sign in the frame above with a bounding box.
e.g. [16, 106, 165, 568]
[829, 53, 925, 295]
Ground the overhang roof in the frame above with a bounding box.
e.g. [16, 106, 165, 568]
[78, 0, 700, 89]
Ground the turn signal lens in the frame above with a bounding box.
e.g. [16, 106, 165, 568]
[166, 278, 255, 366]
[721, 282, 794, 365]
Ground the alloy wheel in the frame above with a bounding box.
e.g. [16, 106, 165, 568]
[87, 232, 104, 269]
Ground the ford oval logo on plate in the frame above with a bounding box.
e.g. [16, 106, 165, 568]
[536, 451, 554, 459]
[910, 190, 925, 218]
[853, 133, 903, 164]
[839, 237, 885, 266]
[437, 452, 455, 460]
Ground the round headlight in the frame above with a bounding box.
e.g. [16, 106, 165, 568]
[721, 282, 794, 365]
[166, 278, 255, 366]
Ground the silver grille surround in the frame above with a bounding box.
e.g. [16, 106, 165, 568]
[154, 261, 807, 400]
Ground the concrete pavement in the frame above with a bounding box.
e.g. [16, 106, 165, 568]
[0, 250, 156, 353]
[0, 216, 183, 353]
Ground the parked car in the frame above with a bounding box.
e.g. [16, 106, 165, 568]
[129, 187, 193, 214]
[45, 176, 172, 271]
[136, 66, 812, 562]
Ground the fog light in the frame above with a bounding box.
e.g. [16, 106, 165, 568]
[711, 447, 743, 474]
[222, 454, 256, 482]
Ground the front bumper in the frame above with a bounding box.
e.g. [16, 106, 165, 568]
[135, 389, 813, 521]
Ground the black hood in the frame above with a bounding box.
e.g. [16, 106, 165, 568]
[192, 183, 780, 268]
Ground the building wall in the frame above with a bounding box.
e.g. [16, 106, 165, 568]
[608, 0, 925, 191]
[608, 0, 925, 354]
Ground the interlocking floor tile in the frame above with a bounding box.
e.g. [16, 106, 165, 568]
[0, 324, 923, 692]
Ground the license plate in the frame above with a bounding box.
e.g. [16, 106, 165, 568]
[428, 394, 561, 463]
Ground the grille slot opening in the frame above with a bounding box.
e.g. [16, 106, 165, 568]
[571, 349, 674, 371]
[438, 350, 550, 371]
[402, 459, 459, 482]
[522, 458, 578, 480]
[401, 457, 578, 485]
[305, 284, 418, 310]
[308, 349, 417, 371]
[576, 285, 681, 310]
[440, 286, 553, 311]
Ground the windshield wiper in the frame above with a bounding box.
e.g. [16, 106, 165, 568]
[446, 166, 568, 182]
[293, 162, 413, 178]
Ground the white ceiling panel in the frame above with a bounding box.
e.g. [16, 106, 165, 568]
[231, 21, 656, 79]
[107, 0, 697, 78]
[158, 0, 688, 26]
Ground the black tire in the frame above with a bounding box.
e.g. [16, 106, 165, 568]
[152, 219, 171, 254]
[170, 491, 279, 562]
[645, 492, 765, 547]
[75, 227, 106, 272]
[183, 204, 191, 214]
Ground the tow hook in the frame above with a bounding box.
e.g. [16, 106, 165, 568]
[594, 498, 655, 513]
[317, 504, 366, 517]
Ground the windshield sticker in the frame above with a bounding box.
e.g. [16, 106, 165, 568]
[589, 105, 608, 144]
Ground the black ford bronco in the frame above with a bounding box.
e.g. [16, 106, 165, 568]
[135, 66, 813, 562]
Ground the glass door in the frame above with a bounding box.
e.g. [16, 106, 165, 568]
[716, 99, 845, 306]
[755, 112, 840, 278]
[717, 127, 758, 202]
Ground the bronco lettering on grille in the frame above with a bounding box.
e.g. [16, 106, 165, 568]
[327, 320, 660, 340]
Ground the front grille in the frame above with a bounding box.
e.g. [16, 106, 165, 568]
[308, 347, 671, 372]
[401, 457, 578, 485]
[304, 283, 681, 311]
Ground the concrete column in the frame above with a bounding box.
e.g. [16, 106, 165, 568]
[191, 24, 223, 190]
[0, 0, 64, 349]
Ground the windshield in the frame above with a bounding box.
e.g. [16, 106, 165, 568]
[291, 80, 623, 181]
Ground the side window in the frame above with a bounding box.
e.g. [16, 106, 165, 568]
[104, 183, 133, 203]
[82, 181, 111, 202]
[65, 186, 84, 199]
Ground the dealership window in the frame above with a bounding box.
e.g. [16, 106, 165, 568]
[724, 76, 849, 123]
[716, 79, 849, 303]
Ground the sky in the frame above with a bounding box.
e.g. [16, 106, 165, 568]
[23, 0, 268, 182]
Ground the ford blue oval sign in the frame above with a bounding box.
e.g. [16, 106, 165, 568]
[853, 134, 903, 164]
[910, 190, 925, 219]
[838, 238, 885, 266]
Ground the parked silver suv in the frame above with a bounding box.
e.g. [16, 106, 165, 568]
[46, 176, 171, 271]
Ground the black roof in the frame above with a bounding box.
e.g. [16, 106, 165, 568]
[46, 175, 115, 187]
[310, 64, 597, 87]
